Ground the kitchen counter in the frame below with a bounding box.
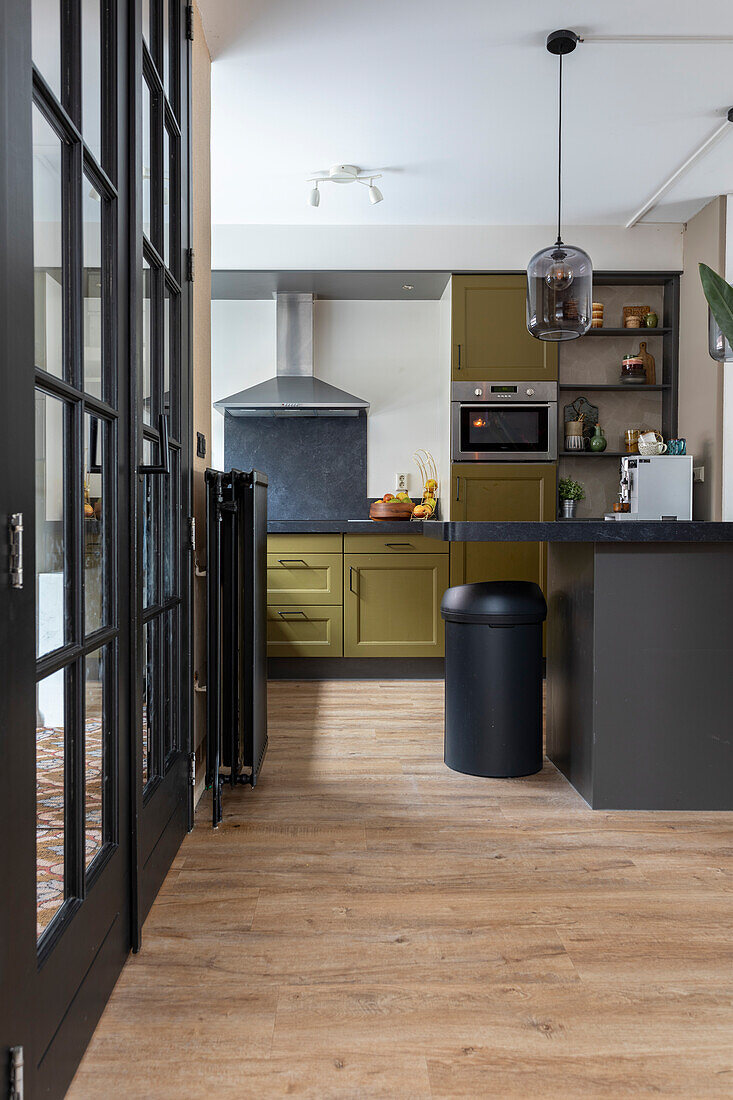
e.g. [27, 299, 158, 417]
[269, 517, 733, 541]
[267, 519, 431, 535]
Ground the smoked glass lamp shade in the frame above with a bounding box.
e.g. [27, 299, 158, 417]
[708, 307, 733, 362]
[526, 244, 593, 341]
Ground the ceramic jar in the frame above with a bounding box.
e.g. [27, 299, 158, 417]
[589, 424, 607, 452]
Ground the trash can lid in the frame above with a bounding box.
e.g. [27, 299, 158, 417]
[441, 581, 547, 624]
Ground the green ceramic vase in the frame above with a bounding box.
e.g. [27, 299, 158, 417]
[590, 424, 607, 452]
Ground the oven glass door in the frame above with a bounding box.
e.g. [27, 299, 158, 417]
[459, 403, 550, 455]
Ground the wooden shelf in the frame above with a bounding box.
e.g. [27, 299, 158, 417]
[559, 384, 670, 391]
[583, 327, 671, 336]
[560, 450, 628, 458]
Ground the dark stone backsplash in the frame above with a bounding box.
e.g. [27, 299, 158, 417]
[224, 411, 369, 521]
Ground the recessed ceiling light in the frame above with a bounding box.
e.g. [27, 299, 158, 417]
[402, 284, 414, 291]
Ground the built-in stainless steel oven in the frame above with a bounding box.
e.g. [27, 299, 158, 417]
[451, 381, 558, 462]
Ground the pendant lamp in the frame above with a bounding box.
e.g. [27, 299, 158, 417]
[527, 30, 592, 341]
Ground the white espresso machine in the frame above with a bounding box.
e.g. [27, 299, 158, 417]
[607, 455, 693, 520]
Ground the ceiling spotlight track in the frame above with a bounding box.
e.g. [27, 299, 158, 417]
[306, 164, 384, 206]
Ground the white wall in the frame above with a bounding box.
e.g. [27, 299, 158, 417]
[211, 298, 449, 501]
[212, 223, 684, 273]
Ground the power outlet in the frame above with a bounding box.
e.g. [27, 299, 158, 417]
[693, 465, 705, 483]
[395, 472, 408, 492]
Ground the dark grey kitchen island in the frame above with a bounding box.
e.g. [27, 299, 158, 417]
[266, 517, 733, 809]
[435, 520, 733, 811]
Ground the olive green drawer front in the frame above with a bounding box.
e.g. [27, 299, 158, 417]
[267, 534, 343, 554]
[344, 533, 448, 555]
[267, 605, 343, 658]
[267, 553, 343, 605]
[344, 554, 449, 658]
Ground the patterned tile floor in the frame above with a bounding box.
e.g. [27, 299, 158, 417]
[36, 721, 103, 937]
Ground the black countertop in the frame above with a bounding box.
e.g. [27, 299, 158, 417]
[267, 518, 733, 542]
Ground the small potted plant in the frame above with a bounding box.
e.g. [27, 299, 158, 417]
[558, 477, 584, 519]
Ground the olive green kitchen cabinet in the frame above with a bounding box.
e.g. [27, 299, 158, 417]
[451, 275, 558, 381]
[343, 553, 449, 658]
[449, 464, 556, 595]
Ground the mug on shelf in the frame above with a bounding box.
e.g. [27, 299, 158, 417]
[565, 421, 585, 451]
[624, 428, 640, 454]
[638, 431, 667, 456]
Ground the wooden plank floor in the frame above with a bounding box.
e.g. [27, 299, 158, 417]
[69, 681, 733, 1098]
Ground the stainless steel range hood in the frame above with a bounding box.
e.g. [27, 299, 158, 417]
[214, 292, 370, 418]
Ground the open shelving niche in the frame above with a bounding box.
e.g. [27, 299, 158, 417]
[557, 273, 679, 519]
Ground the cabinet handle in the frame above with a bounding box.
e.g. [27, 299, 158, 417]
[455, 476, 461, 501]
[456, 343, 462, 370]
[349, 566, 358, 596]
[278, 610, 307, 619]
[385, 542, 414, 549]
[278, 558, 307, 566]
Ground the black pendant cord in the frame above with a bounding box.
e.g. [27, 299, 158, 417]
[556, 52, 563, 247]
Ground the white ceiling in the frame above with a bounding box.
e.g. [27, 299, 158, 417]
[198, 0, 733, 228]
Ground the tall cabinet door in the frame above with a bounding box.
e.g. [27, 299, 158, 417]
[452, 275, 558, 381]
[450, 464, 556, 593]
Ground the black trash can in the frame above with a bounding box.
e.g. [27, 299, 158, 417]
[441, 581, 547, 778]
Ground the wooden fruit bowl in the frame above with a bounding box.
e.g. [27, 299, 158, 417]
[369, 500, 414, 522]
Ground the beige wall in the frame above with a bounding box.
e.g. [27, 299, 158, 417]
[679, 198, 726, 520]
[192, 2, 211, 802]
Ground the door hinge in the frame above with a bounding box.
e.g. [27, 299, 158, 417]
[185, 248, 194, 283]
[189, 751, 196, 787]
[187, 515, 196, 552]
[185, 5, 194, 41]
[9, 1046, 24, 1100]
[8, 513, 23, 589]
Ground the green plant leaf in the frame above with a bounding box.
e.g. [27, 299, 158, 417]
[699, 263, 733, 352]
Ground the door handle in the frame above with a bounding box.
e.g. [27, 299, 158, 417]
[385, 542, 414, 550]
[9, 512, 23, 589]
[349, 566, 358, 595]
[455, 476, 461, 501]
[455, 343, 462, 370]
[278, 558, 307, 566]
[139, 413, 170, 476]
[278, 610, 307, 619]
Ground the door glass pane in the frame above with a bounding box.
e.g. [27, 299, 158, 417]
[37, 668, 66, 937]
[163, 124, 170, 267]
[163, 285, 171, 424]
[142, 0, 151, 48]
[36, 390, 68, 657]
[83, 180, 103, 398]
[85, 413, 108, 632]
[164, 608, 177, 760]
[142, 441, 157, 608]
[162, 0, 170, 93]
[142, 621, 155, 785]
[142, 258, 152, 423]
[82, 0, 102, 162]
[32, 0, 61, 99]
[162, 444, 177, 600]
[142, 78, 151, 241]
[85, 646, 108, 870]
[33, 106, 64, 380]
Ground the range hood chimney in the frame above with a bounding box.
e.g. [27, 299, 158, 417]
[214, 293, 370, 418]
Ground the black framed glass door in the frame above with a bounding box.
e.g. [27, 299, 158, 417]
[133, 0, 192, 934]
[0, 1, 133, 1094]
[0, 0, 192, 1093]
